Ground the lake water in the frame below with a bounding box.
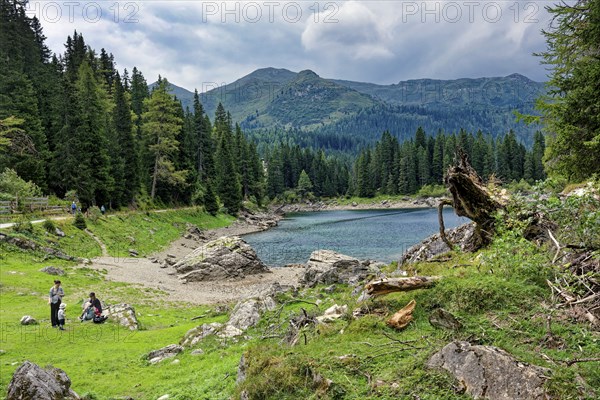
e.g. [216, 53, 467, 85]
[243, 208, 468, 266]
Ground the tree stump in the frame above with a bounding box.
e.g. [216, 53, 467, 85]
[444, 151, 502, 250]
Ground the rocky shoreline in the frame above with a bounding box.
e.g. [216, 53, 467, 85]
[274, 197, 440, 213]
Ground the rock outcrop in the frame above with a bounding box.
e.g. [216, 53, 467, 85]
[39, 266, 65, 276]
[103, 304, 138, 330]
[400, 223, 475, 264]
[181, 322, 243, 347]
[427, 341, 548, 399]
[300, 250, 381, 287]
[173, 236, 269, 282]
[147, 344, 183, 364]
[7, 361, 80, 400]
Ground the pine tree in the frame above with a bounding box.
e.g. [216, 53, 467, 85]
[113, 71, 139, 205]
[537, 0, 600, 180]
[297, 169, 313, 197]
[203, 180, 219, 215]
[141, 78, 187, 200]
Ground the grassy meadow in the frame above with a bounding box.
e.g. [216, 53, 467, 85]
[0, 206, 598, 399]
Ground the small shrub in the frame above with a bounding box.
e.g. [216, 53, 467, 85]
[73, 212, 87, 230]
[42, 219, 56, 233]
[12, 217, 33, 233]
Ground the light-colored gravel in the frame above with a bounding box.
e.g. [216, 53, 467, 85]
[86, 219, 303, 305]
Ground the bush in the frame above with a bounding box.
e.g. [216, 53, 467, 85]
[42, 219, 56, 233]
[73, 212, 87, 230]
[12, 217, 33, 233]
[0, 168, 42, 200]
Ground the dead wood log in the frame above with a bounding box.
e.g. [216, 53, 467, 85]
[445, 151, 503, 249]
[386, 299, 416, 330]
[365, 276, 441, 297]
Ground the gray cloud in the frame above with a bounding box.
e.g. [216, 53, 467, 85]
[31, 0, 552, 91]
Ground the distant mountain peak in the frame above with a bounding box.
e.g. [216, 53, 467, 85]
[297, 69, 320, 78]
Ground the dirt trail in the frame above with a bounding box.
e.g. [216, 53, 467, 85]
[85, 216, 303, 305]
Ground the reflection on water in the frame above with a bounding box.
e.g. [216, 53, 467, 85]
[243, 208, 467, 266]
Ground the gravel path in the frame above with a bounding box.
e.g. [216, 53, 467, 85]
[86, 216, 303, 305]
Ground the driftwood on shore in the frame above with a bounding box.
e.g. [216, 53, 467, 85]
[365, 276, 441, 297]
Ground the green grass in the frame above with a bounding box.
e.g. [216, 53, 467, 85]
[1, 206, 599, 399]
[85, 209, 235, 257]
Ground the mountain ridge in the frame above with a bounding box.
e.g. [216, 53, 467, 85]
[155, 68, 544, 151]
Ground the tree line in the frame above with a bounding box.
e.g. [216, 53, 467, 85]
[0, 1, 264, 214]
[352, 128, 546, 197]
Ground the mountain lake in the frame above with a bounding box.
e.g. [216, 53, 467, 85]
[243, 208, 468, 266]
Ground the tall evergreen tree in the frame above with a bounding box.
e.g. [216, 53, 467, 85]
[141, 78, 187, 200]
[537, 0, 600, 180]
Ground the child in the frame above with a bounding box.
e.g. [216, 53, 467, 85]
[79, 301, 92, 321]
[58, 303, 66, 330]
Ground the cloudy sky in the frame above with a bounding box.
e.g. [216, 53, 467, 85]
[27, 0, 553, 91]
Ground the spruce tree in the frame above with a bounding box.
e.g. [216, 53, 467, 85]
[141, 78, 187, 200]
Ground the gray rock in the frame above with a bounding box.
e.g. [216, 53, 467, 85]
[147, 344, 183, 364]
[228, 300, 261, 331]
[429, 308, 462, 330]
[400, 223, 475, 264]
[20, 316, 37, 325]
[39, 266, 65, 276]
[190, 349, 204, 356]
[128, 249, 139, 257]
[180, 322, 244, 347]
[103, 304, 138, 330]
[174, 236, 269, 282]
[157, 395, 170, 400]
[7, 360, 80, 400]
[54, 228, 65, 237]
[316, 304, 348, 323]
[300, 250, 376, 287]
[427, 341, 549, 399]
[237, 353, 248, 385]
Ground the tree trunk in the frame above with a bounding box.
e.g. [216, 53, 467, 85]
[151, 154, 159, 199]
[444, 151, 502, 249]
[365, 276, 441, 297]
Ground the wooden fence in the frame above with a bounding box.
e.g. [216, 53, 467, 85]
[0, 197, 67, 218]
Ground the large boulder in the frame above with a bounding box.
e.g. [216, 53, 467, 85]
[300, 250, 378, 287]
[400, 223, 475, 264]
[173, 236, 269, 282]
[103, 304, 138, 330]
[427, 341, 548, 399]
[7, 361, 80, 400]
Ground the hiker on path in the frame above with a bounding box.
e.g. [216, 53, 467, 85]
[71, 201, 77, 215]
[48, 280, 64, 328]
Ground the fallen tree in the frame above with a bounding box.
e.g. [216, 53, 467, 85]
[365, 276, 441, 297]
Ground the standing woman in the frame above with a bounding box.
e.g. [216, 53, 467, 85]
[48, 280, 64, 328]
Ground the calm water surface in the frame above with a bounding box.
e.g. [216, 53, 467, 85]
[243, 208, 467, 266]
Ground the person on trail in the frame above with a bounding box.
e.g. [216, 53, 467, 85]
[48, 280, 64, 328]
[58, 303, 67, 331]
[100, 205, 106, 215]
[79, 292, 103, 321]
[71, 201, 77, 215]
